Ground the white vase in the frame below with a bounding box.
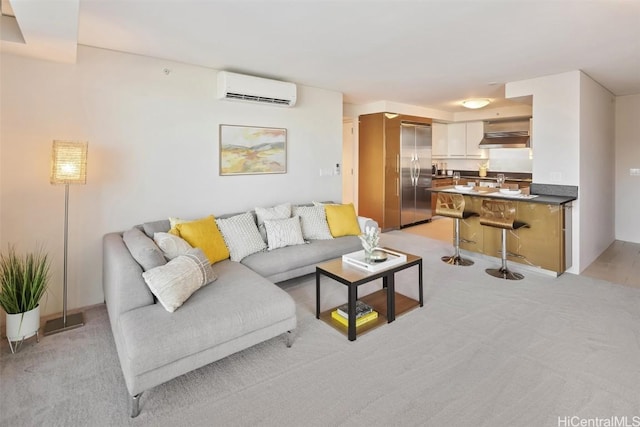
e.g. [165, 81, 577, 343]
[5, 305, 40, 342]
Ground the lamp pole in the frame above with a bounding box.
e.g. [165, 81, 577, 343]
[44, 141, 87, 335]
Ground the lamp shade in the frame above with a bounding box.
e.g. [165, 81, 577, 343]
[461, 98, 491, 109]
[50, 141, 88, 184]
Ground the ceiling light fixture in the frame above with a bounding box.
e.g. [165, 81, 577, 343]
[461, 98, 490, 109]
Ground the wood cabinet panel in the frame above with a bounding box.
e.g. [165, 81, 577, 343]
[384, 118, 401, 230]
[358, 114, 385, 224]
[359, 113, 432, 230]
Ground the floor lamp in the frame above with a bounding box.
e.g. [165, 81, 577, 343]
[44, 140, 88, 335]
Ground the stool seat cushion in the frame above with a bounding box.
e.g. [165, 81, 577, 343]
[461, 211, 478, 220]
[513, 221, 528, 230]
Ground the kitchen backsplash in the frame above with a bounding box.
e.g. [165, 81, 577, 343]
[437, 148, 532, 173]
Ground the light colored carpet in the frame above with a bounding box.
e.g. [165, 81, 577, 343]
[2, 231, 639, 427]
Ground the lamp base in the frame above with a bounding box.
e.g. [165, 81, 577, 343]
[43, 312, 84, 336]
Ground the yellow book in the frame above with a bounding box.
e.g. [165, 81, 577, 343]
[331, 310, 378, 327]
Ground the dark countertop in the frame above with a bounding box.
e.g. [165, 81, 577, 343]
[430, 186, 576, 205]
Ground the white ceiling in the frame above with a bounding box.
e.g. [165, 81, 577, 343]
[3, 0, 640, 112]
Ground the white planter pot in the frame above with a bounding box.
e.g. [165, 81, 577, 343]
[5, 305, 40, 342]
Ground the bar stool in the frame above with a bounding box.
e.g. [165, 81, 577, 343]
[435, 192, 477, 266]
[479, 199, 528, 280]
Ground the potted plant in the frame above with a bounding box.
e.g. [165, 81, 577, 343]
[0, 245, 50, 352]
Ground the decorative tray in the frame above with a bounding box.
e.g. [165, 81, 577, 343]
[342, 248, 407, 273]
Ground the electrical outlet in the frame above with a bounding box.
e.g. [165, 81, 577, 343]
[630, 168, 640, 176]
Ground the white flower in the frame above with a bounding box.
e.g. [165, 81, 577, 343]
[358, 226, 380, 253]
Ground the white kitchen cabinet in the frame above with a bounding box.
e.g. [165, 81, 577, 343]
[432, 122, 448, 158]
[465, 121, 486, 158]
[447, 123, 467, 157]
[431, 121, 487, 159]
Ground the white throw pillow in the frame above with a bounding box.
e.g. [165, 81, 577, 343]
[169, 216, 189, 229]
[264, 216, 306, 250]
[154, 232, 193, 260]
[142, 248, 217, 313]
[216, 212, 267, 261]
[292, 205, 333, 240]
[255, 203, 292, 242]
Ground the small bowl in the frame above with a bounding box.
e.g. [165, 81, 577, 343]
[499, 188, 522, 195]
[369, 250, 388, 263]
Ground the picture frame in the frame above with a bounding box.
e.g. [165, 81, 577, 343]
[219, 125, 287, 175]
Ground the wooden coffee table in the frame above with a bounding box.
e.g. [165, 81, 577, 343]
[315, 248, 423, 341]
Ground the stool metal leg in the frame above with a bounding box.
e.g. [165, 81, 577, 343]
[486, 229, 524, 280]
[442, 218, 474, 266]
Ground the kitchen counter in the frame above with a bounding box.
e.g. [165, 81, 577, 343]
[430, 186, 576, 205]
[431, 184, 577, 274]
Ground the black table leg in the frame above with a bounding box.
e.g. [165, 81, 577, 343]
[348, 284, 356, 341]
[386, 274, 396, 322]
[315, 270, 320, 319]
[418, 260, 424, 307]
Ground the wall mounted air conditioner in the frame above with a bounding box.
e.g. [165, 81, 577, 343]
[217, 71, 297, 107]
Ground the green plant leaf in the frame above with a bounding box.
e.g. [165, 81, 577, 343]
[0, 245, 50, 314]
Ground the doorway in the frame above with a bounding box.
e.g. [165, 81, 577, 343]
[342, 119, 356, 207]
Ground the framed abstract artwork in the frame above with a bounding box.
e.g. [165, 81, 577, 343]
[219, 125, 287, 175]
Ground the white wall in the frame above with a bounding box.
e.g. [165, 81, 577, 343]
[506, 70, 616, 273]
[0, 46, 344, 316]
[507, 71, 582, 186]
[578, 73, 616, 268]
[615, 94, 640, 243]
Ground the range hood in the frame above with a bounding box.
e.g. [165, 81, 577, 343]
[479, 118, 531, 149]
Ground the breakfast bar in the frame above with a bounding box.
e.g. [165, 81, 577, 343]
[430, 184, 577, 275]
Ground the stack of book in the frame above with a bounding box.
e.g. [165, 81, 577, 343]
[331, 300, 378, 327]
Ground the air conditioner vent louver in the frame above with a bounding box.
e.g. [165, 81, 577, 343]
[225, 92, 292, 106]
[217, 71, 297, 107]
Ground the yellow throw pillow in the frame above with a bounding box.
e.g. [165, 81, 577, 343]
[175, 215, 230, 264]
[324, 203, 361, 237]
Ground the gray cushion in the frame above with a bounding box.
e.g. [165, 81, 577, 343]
[142, 220, 171, 238]
[122, 228, 167, 271]
[142, 248, 217, 312]
[241, 235, 361, 278]
[216, 212, 267, 261]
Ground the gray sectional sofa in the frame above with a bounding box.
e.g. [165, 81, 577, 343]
[102, 205, 376, 417]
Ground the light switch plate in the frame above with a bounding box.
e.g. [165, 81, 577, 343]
[630, 168, 640, 176]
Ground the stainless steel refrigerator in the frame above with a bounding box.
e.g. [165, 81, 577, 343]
[400, 123, 432, 227]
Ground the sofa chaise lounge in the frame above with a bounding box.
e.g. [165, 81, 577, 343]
[102, 203, 376, 417]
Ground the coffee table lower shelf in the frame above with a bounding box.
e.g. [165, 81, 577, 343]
[319, 289, 420, 338]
